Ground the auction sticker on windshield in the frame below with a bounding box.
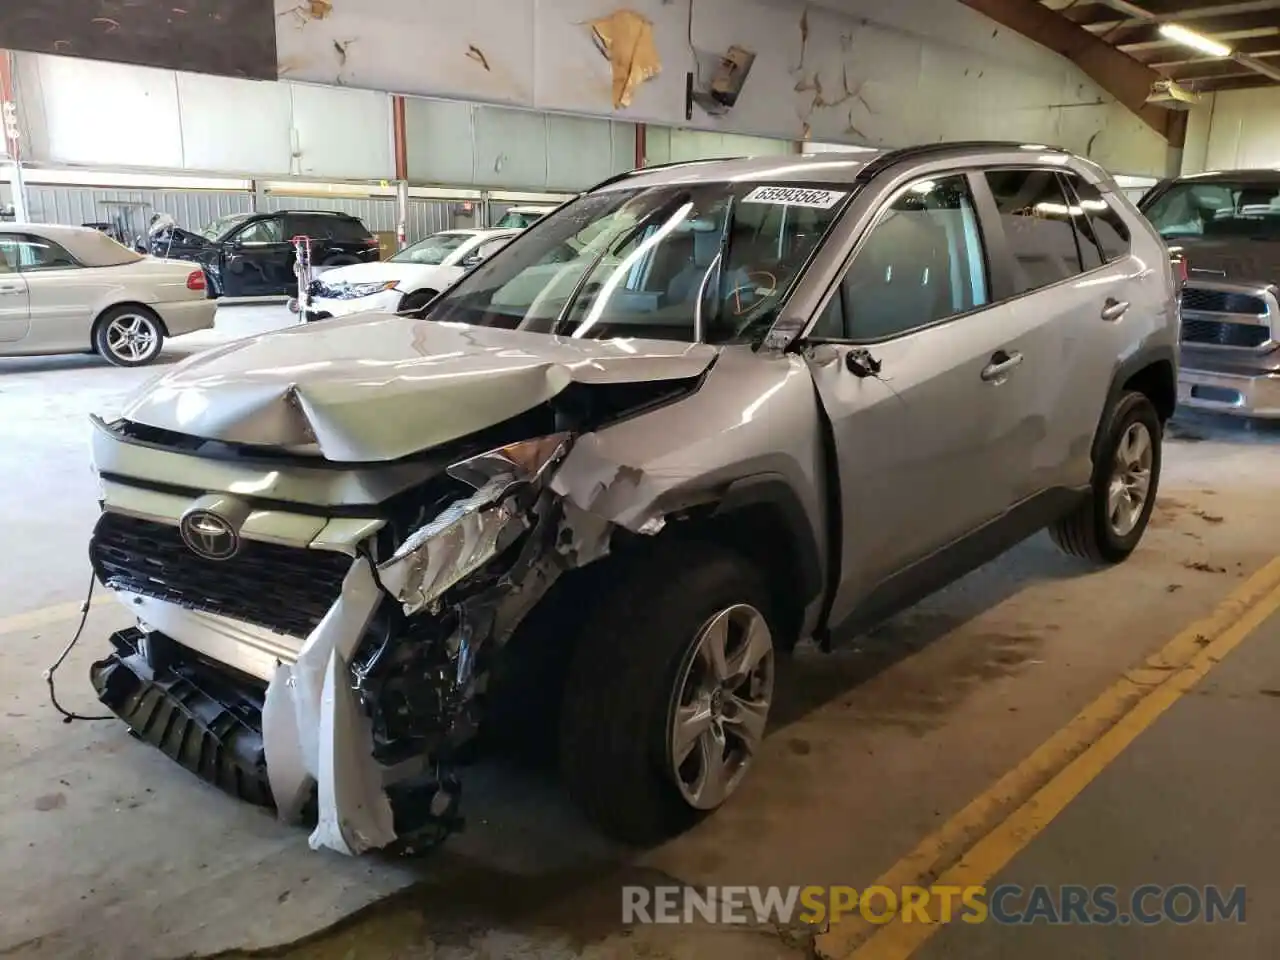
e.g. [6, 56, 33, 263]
[742, 186, 848, 209]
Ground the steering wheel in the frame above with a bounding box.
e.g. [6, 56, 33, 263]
[723, 270, 778, 316]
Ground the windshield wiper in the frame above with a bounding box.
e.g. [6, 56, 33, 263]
[551, 191, 691, 336]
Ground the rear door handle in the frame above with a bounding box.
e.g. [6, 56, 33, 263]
[981, 350, 1023, 382]
[1101, 298, 1130, 321]
[0, 284, 23, 296]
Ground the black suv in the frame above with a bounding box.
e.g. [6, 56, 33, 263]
[147, 210, 381, 298]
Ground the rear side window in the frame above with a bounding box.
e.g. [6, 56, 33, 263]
[1064, 175, 1131, 263]
[0, 233, 79, 270]
[234, 217, 284, 243]
[327, 217, 372, 242]
[984, 169, 1086, 294]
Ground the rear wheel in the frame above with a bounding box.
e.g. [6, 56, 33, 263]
[558, 541, 776, 845]
[94, 306, 165, 367]
[1050, 390, 1162, 563]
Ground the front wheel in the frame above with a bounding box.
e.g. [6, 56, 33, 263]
[558, 541, 776, 845]
[94, 306, 165, 367]
[1050, 390, 1162, 563]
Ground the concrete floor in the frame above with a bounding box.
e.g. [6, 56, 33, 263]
[0, 309, 1277, 960]
[917, 604, 1280, 960]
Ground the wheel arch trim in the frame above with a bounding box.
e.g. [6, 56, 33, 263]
[708, 473, 825, 614]
[1093, 343, 1177, 465]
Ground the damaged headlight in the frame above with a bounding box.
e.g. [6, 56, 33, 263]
[340, 280, 399, 300]
[377, 434, 572, 615]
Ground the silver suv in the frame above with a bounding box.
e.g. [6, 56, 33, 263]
[86, 143, 1179, 855]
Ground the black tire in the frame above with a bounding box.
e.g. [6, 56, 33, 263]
[398, 289, 438, 318]
[321, 254, 360, 267]
[558, 540, 775, 846]
[1050, 390, 1162, 563]
[93, 305, 165, 367]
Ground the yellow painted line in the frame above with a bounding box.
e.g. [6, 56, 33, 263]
[0, 601, 87, 636]
[816, 554, 1280, 960]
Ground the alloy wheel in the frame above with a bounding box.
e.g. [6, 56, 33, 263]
[1107, 420, 1154, 537]
[668, 603, 774, 811]
[105, 314, 159, 364]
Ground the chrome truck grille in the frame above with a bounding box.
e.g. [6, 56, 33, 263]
[1179, 282, 1276, 351]
[89, 512, 352, 638]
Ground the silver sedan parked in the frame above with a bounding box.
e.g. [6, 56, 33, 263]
[0, 223, 217, 366]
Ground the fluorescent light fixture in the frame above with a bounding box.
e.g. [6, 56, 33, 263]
[1158, 23, 1232, 58]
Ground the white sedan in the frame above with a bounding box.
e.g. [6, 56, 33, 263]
[0, 223, 216, 367]
[302, 228, 520, 322]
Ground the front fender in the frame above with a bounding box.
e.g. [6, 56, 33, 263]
[549, 346, 830, 629]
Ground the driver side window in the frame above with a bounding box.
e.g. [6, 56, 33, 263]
[815, 174, 989, 341]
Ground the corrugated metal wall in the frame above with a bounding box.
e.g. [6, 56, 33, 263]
[22, 186, 251, 231]
[407, 199, 463, 238]
[12, 184, 465, 243]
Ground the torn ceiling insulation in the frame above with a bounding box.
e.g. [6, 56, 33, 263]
[588, 8, 662, 109]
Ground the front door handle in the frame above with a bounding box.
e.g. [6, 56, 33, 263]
[1101, 298, 1130, 321]
[981, 350, 1024, 382]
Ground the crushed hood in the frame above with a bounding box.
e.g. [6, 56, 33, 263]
[119, 313, 717, 462]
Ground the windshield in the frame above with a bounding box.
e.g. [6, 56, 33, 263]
[426, 182, 853, 344]
[200, 214, 251, 241]
[390, 232, 473, 265]
[1143, 181, 1280, 240]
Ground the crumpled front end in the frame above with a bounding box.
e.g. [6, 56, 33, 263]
[85, 381, 691, 855]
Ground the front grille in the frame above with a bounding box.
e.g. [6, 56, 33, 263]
[1181, 318, 1271, 348]
[1180, 284, 1273, 350]
[1181, 288, 1267, 316]
[90, 512, 352, 638]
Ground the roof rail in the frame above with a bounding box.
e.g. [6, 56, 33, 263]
[855, 141, 1069, 182]
[587, 156, 752, 192]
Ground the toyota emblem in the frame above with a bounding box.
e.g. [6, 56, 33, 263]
[180, 509, 240, 561]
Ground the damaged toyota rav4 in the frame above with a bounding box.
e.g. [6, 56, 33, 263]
[87, 143, 1179, 855]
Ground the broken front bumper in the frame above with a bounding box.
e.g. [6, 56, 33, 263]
[88, 432, 597, 856]
[90, 628, 276, 808]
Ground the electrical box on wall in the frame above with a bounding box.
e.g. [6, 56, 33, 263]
[689, 45, 757, 116]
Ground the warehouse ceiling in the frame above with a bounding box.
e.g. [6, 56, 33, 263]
[1041, 0, 1280, 92]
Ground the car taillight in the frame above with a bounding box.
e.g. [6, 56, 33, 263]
[1170, 253, 1189, 288]
[186, 269, 206, 291]
[364, 236, 380, 246]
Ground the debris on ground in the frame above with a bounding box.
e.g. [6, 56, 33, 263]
[34, 793, 66, 812]
[1166, 583, 1183, 593]
[1182, 560, 1227, 574]
[1193, 510, 1225, 524]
